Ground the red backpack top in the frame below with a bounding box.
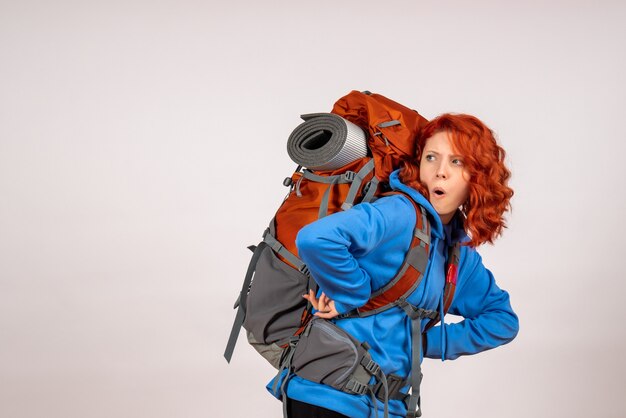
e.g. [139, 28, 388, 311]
[332, 90, 428, 183]
[274, 91, 429, 261]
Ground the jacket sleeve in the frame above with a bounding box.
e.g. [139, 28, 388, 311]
[295, 198, 413, 315]
[423, 247, 519, 360]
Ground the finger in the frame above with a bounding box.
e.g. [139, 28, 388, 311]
[321, 293, 330, 306]
[318, 293, 328, 312]
[305, 289, 319, 310]
[314, 309, 339, 319]
[328, 300, 336, 311]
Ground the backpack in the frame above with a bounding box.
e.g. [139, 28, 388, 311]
[224, 91, 459, 418]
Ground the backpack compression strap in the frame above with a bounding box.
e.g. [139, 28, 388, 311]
[300, 158, 376, 218]
[223, 242, 269, 363]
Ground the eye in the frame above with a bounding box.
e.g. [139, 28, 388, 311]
[452, 158, 464, 166]
[424, 154, 435, 162]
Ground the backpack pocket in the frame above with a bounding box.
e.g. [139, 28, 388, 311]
[291, 318, 376, 394]
[243, 245, 309, 346]
[246, 330, 285, 369]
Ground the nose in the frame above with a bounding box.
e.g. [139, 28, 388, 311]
[435, 161, 448, 179]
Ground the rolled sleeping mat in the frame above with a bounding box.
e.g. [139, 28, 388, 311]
[287, 113, 368, 171]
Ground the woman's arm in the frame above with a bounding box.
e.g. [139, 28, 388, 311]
[295, 196, 415, 315]
[423, 247, 519, 360]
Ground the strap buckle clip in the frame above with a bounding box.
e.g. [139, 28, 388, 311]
[373, 374, 408, 402]
[299, 264, 310, 277]
[361, 357, 380, 375]
[343, 171, 356, 182]
[344, 379, 370, 395]
[406, 410, 422, 418]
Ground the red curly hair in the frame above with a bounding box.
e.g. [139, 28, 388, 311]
[400, 113, 513, 247]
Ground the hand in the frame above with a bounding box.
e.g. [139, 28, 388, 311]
[303, 289, 339, 319]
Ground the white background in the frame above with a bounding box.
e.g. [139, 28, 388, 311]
[1, 1, 625, 417]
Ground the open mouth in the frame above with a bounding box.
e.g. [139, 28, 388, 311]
[433, 187, 445, 196]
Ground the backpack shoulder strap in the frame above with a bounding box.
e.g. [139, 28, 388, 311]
[346, 191, 431, 317]
[443, 243, 460, 313]
[341, 191, 461, 323]
[423, 242, 460, 332]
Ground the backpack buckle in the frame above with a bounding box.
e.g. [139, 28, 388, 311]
[343, 171, 356, 181]
[299, 264, 311, 277]
[373, 374, 408, 401]
[407, 410, 421, 418]
[361, 357, 380, 375]
[344, 379, 370, 395]
[362, 180, 372, 195]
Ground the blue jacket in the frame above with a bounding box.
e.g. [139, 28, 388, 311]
[267, 170, 519, 418]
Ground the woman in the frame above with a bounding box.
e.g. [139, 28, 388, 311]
[273, 113, 519, 418]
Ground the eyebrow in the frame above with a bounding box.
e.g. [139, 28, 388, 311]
[424, 150, 464, 158]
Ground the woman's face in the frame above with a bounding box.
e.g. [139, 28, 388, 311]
[419, 131, 470, 224]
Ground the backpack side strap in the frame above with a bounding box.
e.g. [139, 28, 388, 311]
[262, 228, 310, 276]
[300, 158, 376, 218]
[224, 242, 268, 363]
[341, 158, 376, 211]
